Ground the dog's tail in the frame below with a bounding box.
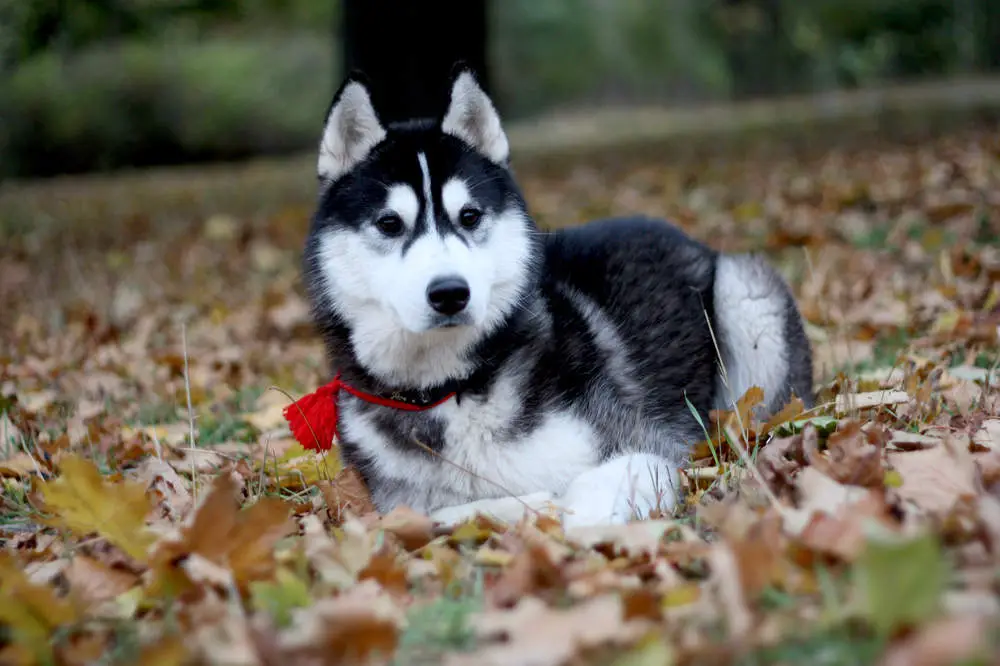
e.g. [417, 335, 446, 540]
[710, 253, 814, 417]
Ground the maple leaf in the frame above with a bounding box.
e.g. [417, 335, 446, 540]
[37, 453, 155, 562]
[148, 473, 295, 595]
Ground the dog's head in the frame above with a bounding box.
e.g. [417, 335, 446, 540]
[304, 68, 541, 386]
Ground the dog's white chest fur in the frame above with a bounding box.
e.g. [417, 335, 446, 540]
[340, 370, 599, 511]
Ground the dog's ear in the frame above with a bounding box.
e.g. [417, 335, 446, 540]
[441, 67, 509, 165]
[318, 73, 386, 182]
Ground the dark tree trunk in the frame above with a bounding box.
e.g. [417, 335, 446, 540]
[718, 0, 800, 100]
[340, 0, 490, 124]
[985, 0, 1000, 71]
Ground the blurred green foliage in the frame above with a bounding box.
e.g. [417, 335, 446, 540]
[0, 0, 996, 179]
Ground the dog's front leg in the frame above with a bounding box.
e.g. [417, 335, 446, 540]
[557, 453, 680, 528]
[429, 491, 556, 526]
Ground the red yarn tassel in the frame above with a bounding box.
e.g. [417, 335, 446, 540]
[282, 378, 341, 452]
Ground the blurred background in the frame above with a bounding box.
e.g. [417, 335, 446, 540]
[2, 0, 999, 181]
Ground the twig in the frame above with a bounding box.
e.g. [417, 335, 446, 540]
[181, 322, 197, 496]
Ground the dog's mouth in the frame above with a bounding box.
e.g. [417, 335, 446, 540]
[427, 313, 474, 330]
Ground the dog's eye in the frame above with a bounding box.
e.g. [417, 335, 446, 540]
[374, 214, 404, 237]
[458, 207, 482, 229]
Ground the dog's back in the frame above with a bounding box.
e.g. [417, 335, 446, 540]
[543, 215, 813, 443]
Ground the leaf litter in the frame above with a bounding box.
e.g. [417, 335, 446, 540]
[2, 123, 1000, 664]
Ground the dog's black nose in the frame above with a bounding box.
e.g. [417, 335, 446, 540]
[426, 277, 470, 316]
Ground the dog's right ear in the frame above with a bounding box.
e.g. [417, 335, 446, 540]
[318, 74, 386, 182]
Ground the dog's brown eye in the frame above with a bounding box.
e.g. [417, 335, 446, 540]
[375, 214, 404, 237]
[459, 207, 482, 229]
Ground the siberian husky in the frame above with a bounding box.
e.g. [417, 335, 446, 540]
[299, 67, 813, 528]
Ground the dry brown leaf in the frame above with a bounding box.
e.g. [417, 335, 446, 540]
[810, 420, 885, 487]
[64, 554, 138, 605]
[880, 615, 988, 666]
[888, 440, 978, 519]
[445, 595, 647, 666]
[761, 396, 805, 436]
[301, 514, 374, 589]
[358, 549, 409, 596]
[835, 390, 910, 415]
[278, 580, 403, 666]
[0, 451, 41, 477]
[132, 456, 193, 523]
[377, 505, 434, 551]
[319, 466, 376, 523]
[149, 473, 294, 593]
[489, 540, 566, 608]
[889, 430, 942, 451]
[564, 519, 673, 559]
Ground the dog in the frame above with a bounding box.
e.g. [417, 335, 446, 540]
[299, 67, 814, 528]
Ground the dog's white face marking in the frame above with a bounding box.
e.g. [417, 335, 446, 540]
[316, 162, 534, 387]
[441, 178, 469, 220]
[417, 152, 435, 224]
[385, 184, 419, 227]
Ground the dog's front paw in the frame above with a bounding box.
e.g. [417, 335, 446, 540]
[557, 453, 679, 529]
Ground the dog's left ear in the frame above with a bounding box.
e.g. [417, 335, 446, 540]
[441, 68, 509, 164]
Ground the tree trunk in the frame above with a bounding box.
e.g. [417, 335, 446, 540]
[340, 0, 490, 124]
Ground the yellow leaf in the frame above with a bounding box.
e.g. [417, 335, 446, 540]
[39, 454, 155, 562]
[260, 442, 341, 491]
[0, 553, 80, 665]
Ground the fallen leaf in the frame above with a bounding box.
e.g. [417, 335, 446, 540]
[760, 396, 805, 436]
[446, 595, 647, 666]
[0, 552, 80, 665]
[880, 615, 989, 666]
[64, 554, 138, 604]
[278, 580, 403, 665]
[0, 451, 42, 477]
[132, 456, 193, 522]
[888, 441, 978, 519]
[149, 473, 295, 594]
[835, 390, 910, 415]
[810, 420, 885, 487]
[38, 453, 155, 562]
[378, 505, 434, 551]
[854, 525, 948, 636]
[319, 466, 375, 522]
[250, 567, 312, 628]
[565, 520, 673, 559]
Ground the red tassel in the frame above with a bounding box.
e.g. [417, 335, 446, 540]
[283, 372, 457, 453]
[282, 379, 341, 452]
